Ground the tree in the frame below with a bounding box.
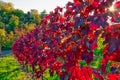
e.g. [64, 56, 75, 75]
[24, 9, 41, 24]
[30, 9, 41, 24]
[12, 9, 25, 28]
[0, 29, 6, 56]
[40, 10, 47, 18]
[0, 1, 44, 50]
[0, 1, 14, 12]
[8, 15, 19, 32]
[24, 23, 35, 32]
[2, 31, 15, 50]
[12, 9, 24, 18]
[0, 22, 5, 29]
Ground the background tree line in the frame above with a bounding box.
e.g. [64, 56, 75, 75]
[0, 1, 47, 55]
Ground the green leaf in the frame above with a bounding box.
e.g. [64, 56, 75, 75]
[94, 48, 103, 57]
[80, 60, 87, 67]
[90, 58, 101, 69]
[43, 69, 60, 80]
[106, 61, 112, 73]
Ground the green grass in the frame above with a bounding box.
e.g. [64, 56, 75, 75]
[0, 54, 26, 80]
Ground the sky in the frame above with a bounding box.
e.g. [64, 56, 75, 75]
[3, 0, 73, 13]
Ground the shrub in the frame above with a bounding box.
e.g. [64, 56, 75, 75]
[12, 0, 120, 79]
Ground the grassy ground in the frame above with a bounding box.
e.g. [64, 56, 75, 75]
[0, 54, 26, 80]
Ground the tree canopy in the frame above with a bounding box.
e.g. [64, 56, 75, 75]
[0, 1, 47, 50]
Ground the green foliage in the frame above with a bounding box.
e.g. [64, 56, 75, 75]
[0, 31, 15, 50]
[0, 0, 43, 32]
[25, 23, 35, 32]
[8, 15, 19, 31]
[0, 1, 14, 12]
[12, 9, 24, 18]
[0, 22, 5, 28]
[97, 37, 105, 50]
[106, 61, 112, 73]
[24, 9, 41, 24]
[90, 57, 102, 69]
[80, 60, 87, 67]
[0, 29, 6, 37]
[44, 69, 60, 80]
[2, 38, 14, 50]
[40, 10, 47, 18]
[90, 37, 105, 69]
[0, 55, 26, 80]
[0, 29, 6, 44]
[0, 1, 47, 50]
